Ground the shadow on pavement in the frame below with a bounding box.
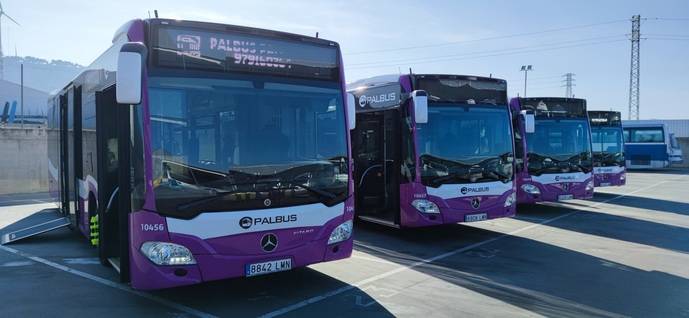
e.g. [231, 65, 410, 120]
[592, 192, 689, 216]
[520, 202, 689, 253]
[1, 210, 392, 317]
[354, 214, 689, 317]
[626, 168, 688, 175]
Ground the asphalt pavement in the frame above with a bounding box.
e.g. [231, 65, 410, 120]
[1, 170, 688, 317]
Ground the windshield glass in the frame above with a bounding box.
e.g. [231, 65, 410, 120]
[416, 105, 513, 186]
[591, 127, 624, 167]
[149, 75, 349, 218]
[625, 127, 664, 143]
[526, 118, 592, 174]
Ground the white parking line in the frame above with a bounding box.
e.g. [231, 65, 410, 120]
[0, 245, 218, 318]
[260, 179, 672, 318]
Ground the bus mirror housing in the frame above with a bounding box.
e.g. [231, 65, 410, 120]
[116, 42, 147, 105]
[346, 92, 356, 130]
[412, 90, 428, 124]
[521, 110, 535, 133]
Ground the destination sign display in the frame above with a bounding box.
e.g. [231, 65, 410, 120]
[588, 111, 622, 126]
[351, 83, 402, 112]
[521, 98, 587, 117]
[153, 27, 339, 80]
[416, 77, 507, 105]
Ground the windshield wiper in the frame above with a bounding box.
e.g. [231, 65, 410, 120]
[282, 183, 338, 200]
[175, 189, 242, 213]
[175, 177, 344, 213]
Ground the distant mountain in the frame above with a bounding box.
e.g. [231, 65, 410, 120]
[2, 56, 84, 94]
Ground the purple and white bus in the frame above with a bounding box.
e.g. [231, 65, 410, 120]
[511, 97, 594, 203]
[589, 111, 626, 187]
[46, 19, 356, 290]
[349, 74, 516, 228]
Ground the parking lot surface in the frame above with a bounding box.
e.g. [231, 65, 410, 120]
[2, 170, 689, 317]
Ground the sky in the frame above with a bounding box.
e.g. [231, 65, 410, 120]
[3, 0, 689, 119]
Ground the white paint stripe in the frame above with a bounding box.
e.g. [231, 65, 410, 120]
[350, 254, 400, 266]
[0, 245, 217, 318]
[260, 178, 674, 318]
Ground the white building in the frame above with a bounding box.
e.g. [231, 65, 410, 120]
[0, 79, 49, 121]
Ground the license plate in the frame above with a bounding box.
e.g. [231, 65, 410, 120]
[558, 194, 574, 201]
[245, 258, 292, 277]
[600, 182, 611, 187]
[465, 213, 488, 222]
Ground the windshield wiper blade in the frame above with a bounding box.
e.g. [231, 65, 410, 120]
[175, 190, 238, 213]
[287, 183, 337, 200]
[428, 174, 472, 187]
[420, 154, 473, 168]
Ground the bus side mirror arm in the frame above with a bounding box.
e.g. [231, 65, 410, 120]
[412, 90, 428, 124]
[521, 110, 535, 133]
[116, 42, 147, 105]
[346, 93, 356, 130]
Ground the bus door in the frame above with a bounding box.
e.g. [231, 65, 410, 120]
[354, 110, 401, 225]
[72, 86, 84, 231]
[59, 94, 70, 218]
[95, 86, 131, 282]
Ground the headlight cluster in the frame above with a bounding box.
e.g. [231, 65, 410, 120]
[521, 184, 541, 195]
[411, 199, 440, 214]
[328, 220, 353, 245]
[586, 181, 594, 191]
[140, 242, 196, 266]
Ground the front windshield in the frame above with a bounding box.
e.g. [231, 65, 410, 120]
[591, 127, 624, 167]
[149, 75, 349, 218]
[526, 118, 592, 174]
[416, 105, 513, 186]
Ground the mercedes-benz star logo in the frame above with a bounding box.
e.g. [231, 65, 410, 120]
[562, 183, 570, 191]
[471, 197, 481, 209]
[264, 198, 272, 207]
[261, 233, 278, 252]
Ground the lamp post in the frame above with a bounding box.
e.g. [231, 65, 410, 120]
[520, 65, 533, 97]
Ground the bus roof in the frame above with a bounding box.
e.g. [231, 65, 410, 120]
[347, 73, 506, 90]
[146, 18, 340, 48]
[622, 121, 666, 128]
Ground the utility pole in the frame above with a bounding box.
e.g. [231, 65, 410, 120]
[562, 73, 576, 98]
[628, 15, 641, 120]
[520, 65, 533, 97]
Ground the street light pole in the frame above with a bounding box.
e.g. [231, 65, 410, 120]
[520, 65, 533, 97]
[20, 62, 24, 129]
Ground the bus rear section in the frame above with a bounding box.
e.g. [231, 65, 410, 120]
[46, 18, 356, 290]
[350, 74, 516, 228]
[589, 111, 626, 187]
[512, 97, 594, 203]
[623, 122, 683, 169]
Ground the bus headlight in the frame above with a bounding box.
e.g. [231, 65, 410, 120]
[504, 192, 516, 207]
[620, 173, 626, 181]
[521, 184, 540, 195]
[140, 242, 196, 266]
[411, 199, 440, 214]
[328, 220, 353, 245]
[586, 181, 594, 191]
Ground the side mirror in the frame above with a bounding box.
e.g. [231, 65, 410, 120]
[412, 90, 428, 124]
[521, 110, 535, 134]
[346, 92, 356, 130]
[116, 42, 147, 105]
